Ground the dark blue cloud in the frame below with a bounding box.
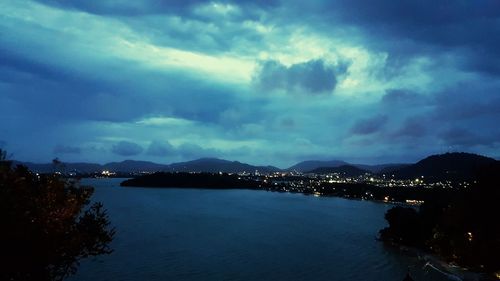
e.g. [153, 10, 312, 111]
[111, 141, 143, 156]
[33, 0, 278, 17]
[255, 59, 348, 94]
[440, 128, 499, 148]
[351, 115, 388, 135]
[53, 145, 81, 154]
[381, 89, 426, 105]
[177, 143, 218, 159]
[145, 140, 222, 160]
[0, 49, 77, 83]
[432, 82, 500, 121]
[33, 0, 201, 16]
[146, 141, 175, 157]
[319, 0, 500, 75]
[392, 117, 427, 138]
[254, 60, 287, 91]
[250, 1, 499, 77]
[325, 0, 499, 27]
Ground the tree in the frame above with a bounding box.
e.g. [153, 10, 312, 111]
[0, 150, 115, 281]
[428, 162, 500, 272]
[379, 206, 423, 246]
[379, 162, 500, 275]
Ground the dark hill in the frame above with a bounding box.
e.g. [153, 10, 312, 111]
[307, 165, 370, 177]
[354, 163, 410, 173]
[391, 152, 497, 181]
[168, 158, 280, 173]
[288, 160, 348, 172]
[103, 160, 168, 172]
[13, 158, 280, 174]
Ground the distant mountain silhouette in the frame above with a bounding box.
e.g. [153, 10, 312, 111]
[307, 165, 370, 177]
[15, 158, 280, 174]
[103, 160, 169, 173]
[352, 163, 409, 173]
[390, 152, 497, 181]
[168, 158, 281, 173]
[287, 160, 348, 172]
[13, 152, 497, 179]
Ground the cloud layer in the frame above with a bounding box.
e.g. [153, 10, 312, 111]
[1, 0, 499, 166]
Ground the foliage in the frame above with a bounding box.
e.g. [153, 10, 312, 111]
[0, 150, 115, 281]
[379, 206, 423, 246]
[379, 162, 500, 273]
[428, 163, 500, 272]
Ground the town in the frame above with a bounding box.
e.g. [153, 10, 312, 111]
[115, 168, 470, 206]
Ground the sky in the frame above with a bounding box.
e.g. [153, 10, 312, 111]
[1, 0, 500, 167]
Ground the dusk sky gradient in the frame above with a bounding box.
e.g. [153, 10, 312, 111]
[1, 0, 500, 167]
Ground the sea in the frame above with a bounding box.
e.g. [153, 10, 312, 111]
[69, 178, 451, 281]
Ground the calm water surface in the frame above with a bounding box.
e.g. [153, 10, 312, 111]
[70, 178, 448, 281]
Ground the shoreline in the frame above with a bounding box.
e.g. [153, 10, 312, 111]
[114, 178, 497, 280]
[120, 180, 419, 207]
[386, 243, 496, 281]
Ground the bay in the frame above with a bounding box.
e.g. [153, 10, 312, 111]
[69, 178, 448, 281]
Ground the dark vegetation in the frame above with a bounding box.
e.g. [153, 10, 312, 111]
[379, 162, 500, 275]
[307, 182, 455, 202]
[0, 150, 115, 281]
[390, 152, 497, 181]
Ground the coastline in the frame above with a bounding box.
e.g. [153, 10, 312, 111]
[120, 177, 421, 207]
[119, 175, 499, 280]
[386, 243, 496, 281]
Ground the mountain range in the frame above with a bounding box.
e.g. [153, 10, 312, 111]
[14, 158, 404, 174]
[288, 160, 408, 173]
[14, 158, 281, 174]
[13, 152, 498, 182]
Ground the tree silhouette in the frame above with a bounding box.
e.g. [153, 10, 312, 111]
[428, 162, 500, 272]
[379, 161, 500, 274]
[0, 150, 115, 281]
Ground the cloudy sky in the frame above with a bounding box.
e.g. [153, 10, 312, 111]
[1, 0, 500, 167]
